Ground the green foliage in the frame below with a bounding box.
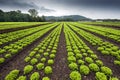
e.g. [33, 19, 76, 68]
[85, 57, 93, 63]
[41, 58, 46, 63]
[90, 54, 98, 60]
[30, 58, 38, 65]
[95, 60, 103, 67]
[17, 76, 26, 80]
[42, 77, 50, 80]
[95, 72, 107, 80]
[44, 52, 49, 57]
[101, 66, 112, 76]
[0, 58, 5, 64]
[49, 54, 55, 59]
[5, 69, 20, 80]
[0, 49, 5, 54]
[68, 62, 78, 70]
[76, 54, 82, 59]
[24, 65, 33, 74]
[80, 65, 90, 75]
[70, 71, 81, 80]
[30, 72, 40, 80]
[48, 59, 54, 65]
[114, 60, 120, 66]
[24, 57, 31, 62]
[101, 50, 110, 55]
[78, 60, 84, 65]
[36, 63, 44, 70]
[5, 54, 12, 59]
[44, 66, 52, 74]
[110, 77, 119, 80]
[89, 63, 99, 72]
[29, 51, 36, 57]
[35, 54, 41, 59]
[67, 56, 76, 63]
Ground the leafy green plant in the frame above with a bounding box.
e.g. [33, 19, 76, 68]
[30, 72, 40, 80]
[89, 63, 99, 72]
[5, 69, 20, 80]
[17, 76, 26, 80]
[67, 56, 76, 63]
[29, 51, 36, 57]
[30, 58, 38, 65]
[35, 54, 41, 59]
[101, 66, 112, 76]
[101, 50, 110, 55]
[70, 71, 81, 80]
[24, 57, 31, 62]
[95, 72, 107, 80]
[76, 54, 82, 59]
[41, 58, 46, 63]
[42, 77, 50, 80]
[69, 62, 78, 70]
[85, 57, 93, 63]
[78, 60, 84, 65]
[110, 77, 119, 80]
[44, 52, 49, 57]
[36, 63, 44, 70]
[44, 66, 52, 74]
[0, 58, 5, 64]
[48, 59, 54, 65]
[80, 65, 90, 75]
[24, 65, 33, 74]
[5, 54, 12, 59]
[90, 54, 98, 60]
[49, 54, 55, 59]
[114, 60, 120, 66]
[95, 60, 103, 67]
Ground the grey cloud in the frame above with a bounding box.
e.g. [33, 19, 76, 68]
[39, 7, 56, 13]
[0, 0, 39, 9]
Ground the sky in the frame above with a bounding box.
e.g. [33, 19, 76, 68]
[0, 0, 120, 19]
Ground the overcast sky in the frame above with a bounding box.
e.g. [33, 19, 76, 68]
[0, 0, 120, 19]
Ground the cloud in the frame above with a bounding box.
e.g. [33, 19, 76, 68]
[39, 7, 56, 13]
[0, 0, 39, 9]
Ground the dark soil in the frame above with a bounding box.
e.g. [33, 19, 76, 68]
[0, 23, 52, 34]
[70, 25, 120, 79]
[51, 25, 70, 80]
[88, 24, 120, 30]
[0, 25, 57, 79]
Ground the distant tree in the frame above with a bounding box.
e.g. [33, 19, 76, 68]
[41, 15, 46, 22]
[0, 9, 4, 21]
[28, 9, 38, 17]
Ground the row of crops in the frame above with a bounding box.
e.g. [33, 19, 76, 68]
[0, 22, 120, 80]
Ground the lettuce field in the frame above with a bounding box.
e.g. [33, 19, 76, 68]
[0, 22, 120, 80]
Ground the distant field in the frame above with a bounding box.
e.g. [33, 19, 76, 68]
[0, 22, 120, 80]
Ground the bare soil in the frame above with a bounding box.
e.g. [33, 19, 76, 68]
[51, 25, 70, 80]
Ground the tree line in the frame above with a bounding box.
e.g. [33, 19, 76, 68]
[0, 9, 46, 22]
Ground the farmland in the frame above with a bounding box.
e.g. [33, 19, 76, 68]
[0, 22, 120, 80]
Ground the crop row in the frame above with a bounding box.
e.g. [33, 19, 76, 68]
[0, 23, 59, 64]
[64, 23, 119, 80]
[71, 22, 120, 43]
[4, 24, 62, 80]
[0, 23, 58, 46]
[0, 22, 50, 30]
[68, 23, 120, 67]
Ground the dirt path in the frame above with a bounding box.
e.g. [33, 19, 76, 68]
[69, 25, 120, 78]
[0, 25, 57, 79]
[51, 25, 70, 80]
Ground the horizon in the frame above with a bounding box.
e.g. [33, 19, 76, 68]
[0, 0, 120, 19]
